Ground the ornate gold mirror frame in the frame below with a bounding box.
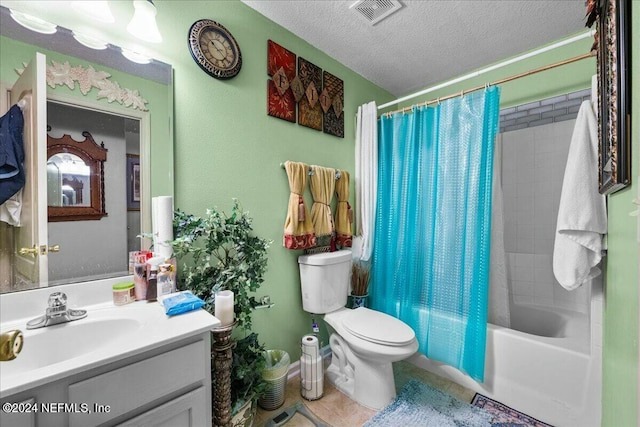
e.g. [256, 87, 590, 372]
[594, 0, 632, 194]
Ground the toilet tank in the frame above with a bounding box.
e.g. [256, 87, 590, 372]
[298, 249, 352, 314]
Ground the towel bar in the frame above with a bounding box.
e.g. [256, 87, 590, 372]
[280, 162, 342, 179]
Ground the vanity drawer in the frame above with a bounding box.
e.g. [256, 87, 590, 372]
[68, 340, 206, 427]
[116, 386, 207, 427]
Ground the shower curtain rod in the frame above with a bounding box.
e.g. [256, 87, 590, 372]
[381, 50, 595, 118]
[378, 30, 595, 110]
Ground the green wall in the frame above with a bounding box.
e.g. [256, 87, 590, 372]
[152, 0, 393, 358]
[601, 1, 639, 425]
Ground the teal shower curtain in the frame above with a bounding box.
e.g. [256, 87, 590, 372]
[370, 87, 500, 381]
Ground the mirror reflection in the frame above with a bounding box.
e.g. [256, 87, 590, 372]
[48, 153, 91, 208]
[0, 7, 173, 294]
[46, 102, 139, 286]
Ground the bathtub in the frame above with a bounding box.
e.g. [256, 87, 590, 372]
[407, 302, 601, 427]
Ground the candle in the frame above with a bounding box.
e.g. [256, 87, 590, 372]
[214, 290, 234, 326]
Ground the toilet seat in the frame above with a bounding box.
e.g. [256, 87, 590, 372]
[341, 307, 415, 347]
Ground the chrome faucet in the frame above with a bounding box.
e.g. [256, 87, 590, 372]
[26, 292, 87, 330]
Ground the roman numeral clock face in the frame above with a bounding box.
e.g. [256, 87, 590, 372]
[188, 19, 242, 79]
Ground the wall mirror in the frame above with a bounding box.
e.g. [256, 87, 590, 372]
[47, 129, 108, 221]
[0, 6, 174, 293]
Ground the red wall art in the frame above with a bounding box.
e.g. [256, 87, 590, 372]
[267, 40, 296, 123]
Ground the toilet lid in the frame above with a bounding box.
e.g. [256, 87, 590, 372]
[342, 308, 415, 346]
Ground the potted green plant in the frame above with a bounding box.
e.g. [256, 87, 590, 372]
[172, 200, 271, 426]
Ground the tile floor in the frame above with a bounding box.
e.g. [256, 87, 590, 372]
[255, 360, 475, 427]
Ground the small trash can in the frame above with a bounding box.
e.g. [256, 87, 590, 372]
[258, 349, 290, 410]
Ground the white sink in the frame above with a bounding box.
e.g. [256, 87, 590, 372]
[0, 278, 219, 397]
[1, 317, 141, 375]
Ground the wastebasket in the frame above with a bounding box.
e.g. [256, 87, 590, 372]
[258, 349, 290, 410]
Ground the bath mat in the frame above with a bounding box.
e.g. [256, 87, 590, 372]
[471, 393, 554, 427]
[364, 380, 493, 426]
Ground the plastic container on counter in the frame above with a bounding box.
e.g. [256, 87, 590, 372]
[112, 282, 136, 306]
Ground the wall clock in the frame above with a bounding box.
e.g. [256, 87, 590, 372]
[188, 19, 242, 79]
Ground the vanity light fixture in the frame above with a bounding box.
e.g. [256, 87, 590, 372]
[121, 48, 151, 64]
[73, 32, 108, 50]
[127, 0, 162, 44]
[71, 1, 115, 23]
[9, 9, 57, 34]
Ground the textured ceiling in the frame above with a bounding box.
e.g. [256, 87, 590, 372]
[242, 0, 587, 97]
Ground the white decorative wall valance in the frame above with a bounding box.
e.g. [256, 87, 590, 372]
[16, 60, 148, 111]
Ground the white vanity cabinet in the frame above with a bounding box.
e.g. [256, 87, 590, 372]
[0, 333, 212, 427]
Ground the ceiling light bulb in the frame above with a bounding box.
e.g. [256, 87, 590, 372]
[10, 9, 57, 34]
[73, 32, 108, 50]
[121, 48, 151, 64]
[71, 1, 115, 23]
[127, 0, 162, 44]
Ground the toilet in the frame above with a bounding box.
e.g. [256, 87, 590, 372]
[298, 249, 418, 410]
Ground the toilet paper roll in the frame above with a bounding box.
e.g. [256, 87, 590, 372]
[300, 355, 323, 400]
[301, 378, 323, 400]
[300, 334, 323, 400]
[153, 196, 173, 259]
[300, 355, 323, 380]
[301, 334, 319, 351]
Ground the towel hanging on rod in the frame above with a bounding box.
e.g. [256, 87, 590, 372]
[282, 161, 317, 250]
[335, 170, 353, 248]
[309, 165, 336, 251]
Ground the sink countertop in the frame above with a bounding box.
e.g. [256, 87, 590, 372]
[0, 282, 219, 397]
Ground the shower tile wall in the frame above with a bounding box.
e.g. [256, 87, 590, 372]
[501, 118, 591, 313]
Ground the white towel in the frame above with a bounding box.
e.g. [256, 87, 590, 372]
[0, 191, 22, 226]
[553, 100, 607, 290]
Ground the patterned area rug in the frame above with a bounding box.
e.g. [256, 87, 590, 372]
[364, 380, 492, 426]
[471, 393, 554, 427]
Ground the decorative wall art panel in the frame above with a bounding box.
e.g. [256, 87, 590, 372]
[268, 40, 296, 79]
[265, 41, 345, 134]
[298, 57, 323, 131]
[267, 79, 296, 123]
[323, 71, 344, 138]
[267, 40, 297, 123]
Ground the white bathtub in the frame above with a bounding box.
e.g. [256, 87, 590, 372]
[407, 303, 601, 427]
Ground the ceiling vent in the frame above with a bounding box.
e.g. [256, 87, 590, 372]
[350, 0, 403, 25]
